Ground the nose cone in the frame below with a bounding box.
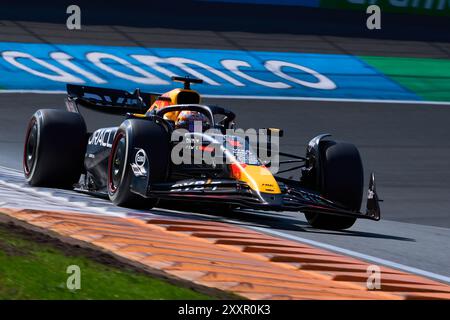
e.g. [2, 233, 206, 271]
[230, 164, 281, 194]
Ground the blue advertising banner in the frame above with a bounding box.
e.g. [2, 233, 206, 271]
[0, 42, 420, 100]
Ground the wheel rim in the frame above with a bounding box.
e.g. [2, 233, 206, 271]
[23, 118, 38, 176]
[108, 132, 126, 193]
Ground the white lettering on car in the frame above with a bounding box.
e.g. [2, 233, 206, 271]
[88, 128, 115, 148]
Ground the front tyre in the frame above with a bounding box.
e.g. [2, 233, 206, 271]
[107, 119, 169, 209]
[23, 109, 86, 188]
[305, 141, 363, 230]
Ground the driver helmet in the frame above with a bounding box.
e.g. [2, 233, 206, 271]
[175, 111, 210, 132]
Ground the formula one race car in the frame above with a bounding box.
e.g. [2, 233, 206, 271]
[23, 77, 381, 230]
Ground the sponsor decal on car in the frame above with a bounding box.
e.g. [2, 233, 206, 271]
[170, 180, 222, 192]
[88, 128, 116, 148]
[130, 148, 148, 177]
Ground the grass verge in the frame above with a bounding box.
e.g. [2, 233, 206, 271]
[0, 222, 211, 300]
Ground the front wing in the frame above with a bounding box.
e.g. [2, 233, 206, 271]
[145, 174, 381, 221]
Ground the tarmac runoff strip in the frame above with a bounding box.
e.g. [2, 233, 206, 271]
[1, 166, 450, 299]
[1, 207, 450, 300]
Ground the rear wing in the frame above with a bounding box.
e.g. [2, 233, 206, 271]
[66, 84, 161, 115]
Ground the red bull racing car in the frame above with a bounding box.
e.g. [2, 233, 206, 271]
[23, 77, 381, 230]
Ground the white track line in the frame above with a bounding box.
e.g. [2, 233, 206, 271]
[0, 166, 125, 217]
[0, 90, 66, 94]
[0, 166, 159, 219]
[1, 89, 450, 106]
[0, 165, 22, 173]
[205, 95, 450, 106]
[0, 179, 123, 217]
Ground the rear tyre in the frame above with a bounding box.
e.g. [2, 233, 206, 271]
[305, 141, 363, 230]
[107, 119, 169, 209]
[23, 109, 86, 188]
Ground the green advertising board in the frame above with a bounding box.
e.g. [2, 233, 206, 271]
[320, 0, 450, 16]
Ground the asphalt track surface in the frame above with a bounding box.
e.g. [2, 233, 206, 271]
[0, 21, 449, 283]
[1, 93, 449, 282]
